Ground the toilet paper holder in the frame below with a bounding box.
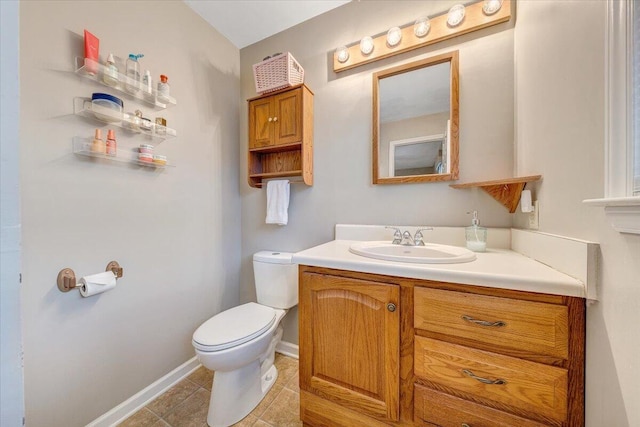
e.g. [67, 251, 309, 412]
[57, 261, 124, 293]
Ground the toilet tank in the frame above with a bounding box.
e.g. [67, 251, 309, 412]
[253, 251, 298, 309]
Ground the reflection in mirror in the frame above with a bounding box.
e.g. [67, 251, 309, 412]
[373, 51, 458, 184]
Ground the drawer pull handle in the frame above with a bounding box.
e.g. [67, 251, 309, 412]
[462, 369, 507, 385]
[462, 315, 506, 327]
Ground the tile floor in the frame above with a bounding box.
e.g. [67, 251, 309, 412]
[118, 354, 301, 427]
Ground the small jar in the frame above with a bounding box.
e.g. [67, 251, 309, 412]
[139, 144, 154, 154]
[138, 152, 153, 163]
[155, 117, 167, 135]
[140, 117, 153, 132]
[152, 154, 167, 166]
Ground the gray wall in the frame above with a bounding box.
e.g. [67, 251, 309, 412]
[513, 1, 640, 425]
[1, 1, 24, 426]
[239, 0, 515, 343]
[19, 1, 240, 425]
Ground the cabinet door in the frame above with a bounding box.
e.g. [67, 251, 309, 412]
[273, 88, 302, 145]
[248, 97, 274, 149]
[300, 271, 400, 422]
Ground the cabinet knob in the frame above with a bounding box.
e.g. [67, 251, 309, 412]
[268, 117, 273, 122]
[387, 303, 396, 312]
[462, 424, 471, 427]
[273, 116, 278, 122]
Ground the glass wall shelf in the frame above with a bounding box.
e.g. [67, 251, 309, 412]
[73, 97, 176, 143]
[72, 137, 174, 168]
[75, 57, 177, 109]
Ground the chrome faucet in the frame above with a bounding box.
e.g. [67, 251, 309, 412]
[385, 226, 402, 244]
[401, 231, 415, 246]
[413, 228, 433, 246]
[386, 226, 433, 246]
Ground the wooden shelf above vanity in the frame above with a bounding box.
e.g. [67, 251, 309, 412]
[450, 175, 542, 213]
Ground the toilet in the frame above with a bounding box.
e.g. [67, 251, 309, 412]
[192, 251, 298, 427]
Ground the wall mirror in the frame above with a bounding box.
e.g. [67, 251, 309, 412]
[373, 50, 459, 184]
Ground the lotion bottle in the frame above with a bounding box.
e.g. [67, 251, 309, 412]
[465, 210, 487, 252]
[90, 128, 105, 154]
[103, 53, 119, 87]
[105, 129, 117, 156]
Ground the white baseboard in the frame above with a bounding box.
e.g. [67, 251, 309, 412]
[276, 340, 299, 359]
[85, 357, 201, 427]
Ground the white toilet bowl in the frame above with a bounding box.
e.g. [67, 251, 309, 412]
[192, 251, 298, 427]
[193, 303, 286, 427]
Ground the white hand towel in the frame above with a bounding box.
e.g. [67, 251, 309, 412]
[265, 179, 290, 225]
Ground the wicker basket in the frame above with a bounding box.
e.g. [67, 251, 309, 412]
[253, 52, 304, 94]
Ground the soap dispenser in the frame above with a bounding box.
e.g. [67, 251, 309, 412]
[465, 211, 487, 252]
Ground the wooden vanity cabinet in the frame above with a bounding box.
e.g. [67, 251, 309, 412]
[299, 266, 403, 425]
[413, 284, 585, 427]
[247, 84, 313, 188]
[298, 266, 585, 427]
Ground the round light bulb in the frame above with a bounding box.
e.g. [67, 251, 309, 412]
[335, 45, 349, 63]
[414, 17, 431, 38]
[482, 0, 503, 15]
[360, 36, 374, 55]
[386, 27, 402, 47]
[447, 4, 466, 27]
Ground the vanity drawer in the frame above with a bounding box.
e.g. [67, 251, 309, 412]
[414, 336, 568, 422]
[414, 287, 569, 359]
[414, 385, 550, 427]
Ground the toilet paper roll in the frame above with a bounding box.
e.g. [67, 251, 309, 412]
[79, 271, 116, 297]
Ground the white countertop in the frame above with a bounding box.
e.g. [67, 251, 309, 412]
[293, 239, 586, 298]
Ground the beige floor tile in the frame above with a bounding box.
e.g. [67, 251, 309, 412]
[232, 413, 257, 426]
[118, 408, 162, 427]
[188, 366, 214, 391]
[163, 388, 211, 427]
[251, 383, 283, 417]
[253, 420, 272, 427]
[259, 388, 302, 427]
[147, 379, 200, 417]
[284, 369, 300, 393]
[274, 355, 299, 388]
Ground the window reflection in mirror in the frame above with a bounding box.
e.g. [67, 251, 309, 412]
[373, 51, 459, 184]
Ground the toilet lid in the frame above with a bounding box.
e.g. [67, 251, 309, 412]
[192, 302, 277, 352]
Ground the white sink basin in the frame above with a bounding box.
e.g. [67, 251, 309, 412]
[349, 241, 476, 264]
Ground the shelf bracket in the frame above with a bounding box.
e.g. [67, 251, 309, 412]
[450, 175, 542, 213]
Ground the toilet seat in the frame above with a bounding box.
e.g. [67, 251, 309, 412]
[192, 302, 276, 352]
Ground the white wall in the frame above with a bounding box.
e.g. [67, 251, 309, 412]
[1, 1, 25, 426]
[19, 1, 240, 425]
[239, 0, 515, 344]
[514, 1, 640, 425]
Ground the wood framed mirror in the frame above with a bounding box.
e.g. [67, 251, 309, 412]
[373, 50, 459, 184]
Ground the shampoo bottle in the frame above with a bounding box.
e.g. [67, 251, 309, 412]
[125, 54, 143, 94]
[465, 210, 487, 252]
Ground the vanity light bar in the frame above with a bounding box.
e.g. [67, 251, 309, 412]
[333, 0, 512, 73]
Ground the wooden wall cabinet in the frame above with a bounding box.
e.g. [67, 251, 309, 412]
[247, 84, 313, 188]
[298, 266, 586, 427]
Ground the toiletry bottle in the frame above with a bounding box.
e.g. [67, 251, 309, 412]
[157, 74, 170, 102]
[105, 129, 117, 156]
[103, 53, 119, 87]
[465, 210, 487, 252]
[142, 70, 154, 101]
[90, 128, 105, 154]
[125, 53, 143, 94]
